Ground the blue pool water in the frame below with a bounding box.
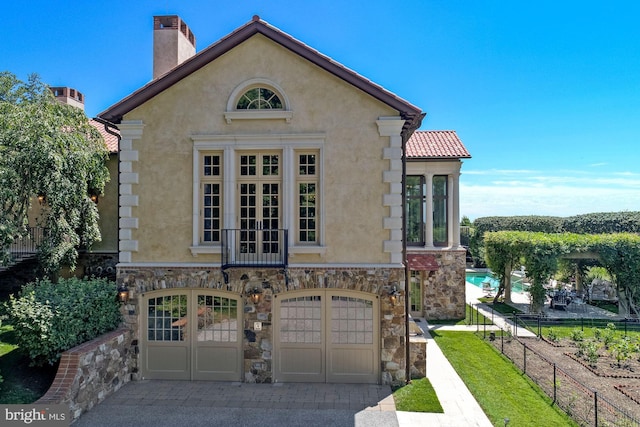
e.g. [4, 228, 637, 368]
[466, 272, 526, 293]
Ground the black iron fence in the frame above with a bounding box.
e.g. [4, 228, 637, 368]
[221, 228, 288, 270]
[466, 303, 640, 426]
[8, 227, 44, 261]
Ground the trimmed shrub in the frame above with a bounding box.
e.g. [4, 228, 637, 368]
[6, 277, 121, 366]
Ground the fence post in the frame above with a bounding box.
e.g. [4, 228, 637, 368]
[523, 343, 527, 374]
[538, 315, 541, 338]
[501, 327, 504, 353]
[514, 312, 518, 337]
[553, 363, 557, 404]
[483, 311, 486, 339]
[594, 391, 598, 427]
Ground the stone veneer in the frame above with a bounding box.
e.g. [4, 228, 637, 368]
[37, 329, 134, 422]
[421, 250, 467, 320]
[117, 266, 416, 385]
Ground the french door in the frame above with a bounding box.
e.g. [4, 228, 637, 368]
[238, 153, 281, 260]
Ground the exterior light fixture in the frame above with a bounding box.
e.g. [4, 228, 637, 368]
[388, 285, 400, 305]
[117, 284, 130, 303]
[37, 193, 46, 205]
[248, 287, 262, 304]
[89, 191, 99, 204]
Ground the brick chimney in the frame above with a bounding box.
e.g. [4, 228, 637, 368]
[50, 87, 85, 110]
[153, 15, 196, 79]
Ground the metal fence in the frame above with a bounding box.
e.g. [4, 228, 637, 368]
[7, 227, 44, 261]
[467, 304, 640, 426]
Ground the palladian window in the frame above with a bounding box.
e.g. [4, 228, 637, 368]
[236, 88, 283, 110]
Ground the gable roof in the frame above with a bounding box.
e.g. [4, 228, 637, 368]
[406, 130, 471, 159]
[98, 16, 423, 135]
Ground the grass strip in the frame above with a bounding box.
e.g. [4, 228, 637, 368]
[432, 331, 577, 427]
[392, 378, 443, 413]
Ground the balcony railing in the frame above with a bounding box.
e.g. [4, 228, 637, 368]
[221, 228, 288, 270]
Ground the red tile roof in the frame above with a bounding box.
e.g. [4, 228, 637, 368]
[407, 254, 439, 271]
[406, 130, 471, 159]
[89, 119, 119, 153]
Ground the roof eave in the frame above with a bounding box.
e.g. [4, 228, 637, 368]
[99, 18, 422, 124]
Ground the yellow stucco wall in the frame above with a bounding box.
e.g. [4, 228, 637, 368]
[124, 34, 399, 264]
[91, 153, 118, 253]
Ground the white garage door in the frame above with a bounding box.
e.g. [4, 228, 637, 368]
[274, 290, 379, 384]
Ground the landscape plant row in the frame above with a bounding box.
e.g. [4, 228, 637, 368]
[546, 323, 640, 368]
[4, 277, 121, 366]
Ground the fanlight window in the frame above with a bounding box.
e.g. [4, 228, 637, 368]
[236, 88, 283, 110]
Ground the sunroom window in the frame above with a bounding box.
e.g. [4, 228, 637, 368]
[406, 175, 425, 245]
[433, 175, 448, 246]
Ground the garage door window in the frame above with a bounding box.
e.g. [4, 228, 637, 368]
[196, 295, 239, 342]
[279, 295, 321, 343]
[331, 296, 373, 344]
[148, 295, 188, 341]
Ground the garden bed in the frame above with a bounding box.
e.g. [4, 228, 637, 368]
[498, 335, 640, 421]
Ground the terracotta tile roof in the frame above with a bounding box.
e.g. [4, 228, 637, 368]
[407, 254, 439, 271]
[89, 119, 119, 153]
[406, 130, 471, 159]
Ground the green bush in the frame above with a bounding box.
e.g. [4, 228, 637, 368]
[6, 277, 121, 366]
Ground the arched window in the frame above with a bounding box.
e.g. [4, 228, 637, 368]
[225, 79, 292, 123]
[236, 87, 283, 110]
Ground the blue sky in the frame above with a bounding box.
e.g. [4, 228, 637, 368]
[4, 1, 640, 220]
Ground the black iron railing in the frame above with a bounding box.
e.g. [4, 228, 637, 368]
[221, 228, 288, 270]
[9, 227, 44, 259]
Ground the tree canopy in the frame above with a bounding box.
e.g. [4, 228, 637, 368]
[484, 231, 640, 315]
[0, 72, 109, 274]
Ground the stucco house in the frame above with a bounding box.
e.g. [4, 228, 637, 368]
[98, 15, 470, 385]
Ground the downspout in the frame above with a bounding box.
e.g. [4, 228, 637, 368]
[401, 112, 425, 384]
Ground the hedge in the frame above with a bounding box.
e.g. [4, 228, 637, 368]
[6, 277, 121, 366]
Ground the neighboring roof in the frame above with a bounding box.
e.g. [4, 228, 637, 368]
[98, 15, 423, 135]
[90, 119, 119, 153]
[407, 254, 439, 271]
[406, 130, 471, 159]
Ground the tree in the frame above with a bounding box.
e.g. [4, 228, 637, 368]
[0, 72, 109, 274]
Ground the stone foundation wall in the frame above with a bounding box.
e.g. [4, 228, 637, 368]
[117, 266, 409, 385]
[422, 250, 466, 320]
[37, 328, 134, 422]
[409, 336, 427, 379]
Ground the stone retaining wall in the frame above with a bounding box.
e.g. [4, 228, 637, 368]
[37, 328, 134, 422]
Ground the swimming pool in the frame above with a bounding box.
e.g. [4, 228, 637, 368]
[466, 271, 527, 293]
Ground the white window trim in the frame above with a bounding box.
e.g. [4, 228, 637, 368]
[225, 78, 293, 124]
[190, 133, 326, 257]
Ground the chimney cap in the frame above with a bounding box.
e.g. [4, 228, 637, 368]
[252, 15, 260, 22]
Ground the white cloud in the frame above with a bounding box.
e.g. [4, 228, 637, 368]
[460, 168, 640, 220]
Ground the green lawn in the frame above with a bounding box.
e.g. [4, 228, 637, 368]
[0, 325, 57, 403]
[393, 378, 443, 413]
[432, 330, 577, 427]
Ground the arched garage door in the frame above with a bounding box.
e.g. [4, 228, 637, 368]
[141, 289, 242, 381]
[274, 290, 379, 384]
